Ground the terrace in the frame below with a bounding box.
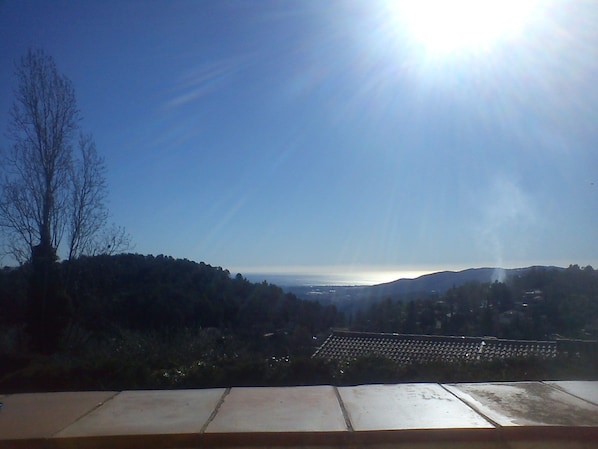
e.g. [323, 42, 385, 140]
[2, 380, 597, 449]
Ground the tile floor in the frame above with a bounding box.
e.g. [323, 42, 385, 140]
[0, 381, 597, 449]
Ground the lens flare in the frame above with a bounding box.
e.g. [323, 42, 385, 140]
[390, 0, 539, 55]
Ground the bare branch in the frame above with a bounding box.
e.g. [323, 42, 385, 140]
[1, 49, 131, 264]
[1, 49, 78, 260]
[90, 223, 134, 257]
[67, 134, 109, 260]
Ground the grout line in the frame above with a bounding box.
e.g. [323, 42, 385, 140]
[439, 383, 503, 430]
[333, 386, 354, 432]
[51, 390, 122, 437]
[541, 380, 598, 407]
[439, 384, 510, 449]
[200, 387, 231, 434]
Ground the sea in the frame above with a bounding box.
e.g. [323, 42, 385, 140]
[240, 269, 433, 287]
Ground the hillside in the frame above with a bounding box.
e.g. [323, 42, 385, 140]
[286, 266, 562, 308]
[1, 256, 596, 391]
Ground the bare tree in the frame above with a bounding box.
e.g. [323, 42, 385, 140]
[66, 134, 109, 260]
[92, 223, 132, 256]
[66, 135, 132, 259]
[1, 48, 78, 262]
[0, 49, 132, 352]
[0, 49, 130, 263]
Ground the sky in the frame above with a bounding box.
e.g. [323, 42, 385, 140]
[1, 0, 597, 281]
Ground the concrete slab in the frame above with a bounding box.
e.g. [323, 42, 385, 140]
[545, 381, 598, 406]
[337, 384, 501, 448]
[0, 391, 115, 441]
[444, 382, 598, 429]
[53, 388, 225, 448]
[338, 383, 495, 432]
[446, 382, 598, 447]
[204, 386, 347, 446]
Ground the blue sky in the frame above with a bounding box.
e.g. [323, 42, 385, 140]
[1, 1, 597, 279]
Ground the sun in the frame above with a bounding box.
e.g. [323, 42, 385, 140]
[390, 0, 538, 55]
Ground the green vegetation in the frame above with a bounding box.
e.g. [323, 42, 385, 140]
[350, 265, 598, 341]
[0, 256, 597, 392]
[0, 254, 338, 391]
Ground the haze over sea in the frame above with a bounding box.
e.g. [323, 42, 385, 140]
[238, 267, 435, 287]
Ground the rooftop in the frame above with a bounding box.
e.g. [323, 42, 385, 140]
[312, 330, 597, 365]
[1, 381, 598, 448]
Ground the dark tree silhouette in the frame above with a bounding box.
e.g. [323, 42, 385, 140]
[0, 49, 129, 351]
[1, 49, 79, 262]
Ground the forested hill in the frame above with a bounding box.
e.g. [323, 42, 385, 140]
[0, 254, 341, 390]
[1, 256, 597, 391]
[0, 254, 339, 346]
[349, 264, 598, 341]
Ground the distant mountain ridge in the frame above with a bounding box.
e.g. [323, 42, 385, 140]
[369, 267, 533, 296]
[286, 266, 564, 304]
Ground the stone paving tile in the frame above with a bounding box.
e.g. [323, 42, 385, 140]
[0, 391, 116, 441]
[55, 389, 225, 440]
[337, 384, 503, 448]
[444, 382, 598, 428]
[52, 388, 225, 448]
[203, 385, 349, 446]
[205, 386, 347, 434]
[545, 381, 598, 406]
[338, 383, 495, 431]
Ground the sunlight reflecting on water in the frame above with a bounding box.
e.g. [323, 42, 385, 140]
[235, 267, 435, 287]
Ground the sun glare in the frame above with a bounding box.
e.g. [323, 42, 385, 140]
[391, 0, 538, 55]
